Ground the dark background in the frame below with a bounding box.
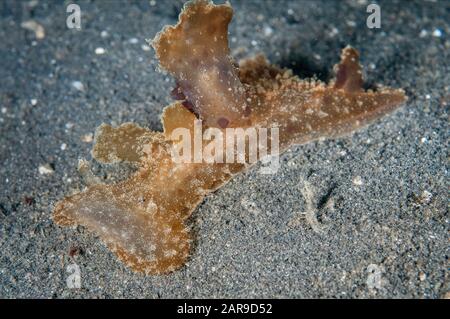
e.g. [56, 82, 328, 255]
[0, 0, 448, 298]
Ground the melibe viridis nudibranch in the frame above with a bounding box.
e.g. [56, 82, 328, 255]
[53, 0, 407, 275]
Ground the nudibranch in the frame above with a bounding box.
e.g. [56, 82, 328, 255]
[53, 0, 407, 274]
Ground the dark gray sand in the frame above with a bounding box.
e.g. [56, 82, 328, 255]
[0, 0, 448, 298]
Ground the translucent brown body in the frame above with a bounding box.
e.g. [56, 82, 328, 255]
[53, 0, 407, 274]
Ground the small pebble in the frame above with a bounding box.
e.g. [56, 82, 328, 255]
[419, 29, 428, 38]
[95, 47, 106, 55]
[39, 164, 54, 175]
[21, 20, 45, 39]
[82, 133, 93, 143]
[329, 27, 339, 37]
[60, 143, 67, 151]
[419, 190, 433, 204]
[353, 176, 363, 186]
[432, 28, 442, 38]
[100, 30, 109, 38]
[30, 99, 38, 106]
[129, 38, 138, 44]
[141, 44, 151, 51]
[263, 26, 273, 37]
[71, 81, 84, 91]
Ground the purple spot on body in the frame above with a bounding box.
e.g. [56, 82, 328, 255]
[334, 65, 347, 89]
[217, 117, 229, 128]
[182, 100, 195, 112]
[182, 100, 200, 117]
[171, 86, 186, 100]
[243, 105, 251, 117]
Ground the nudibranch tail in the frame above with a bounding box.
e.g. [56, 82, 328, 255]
[54, 181, 191, 274]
